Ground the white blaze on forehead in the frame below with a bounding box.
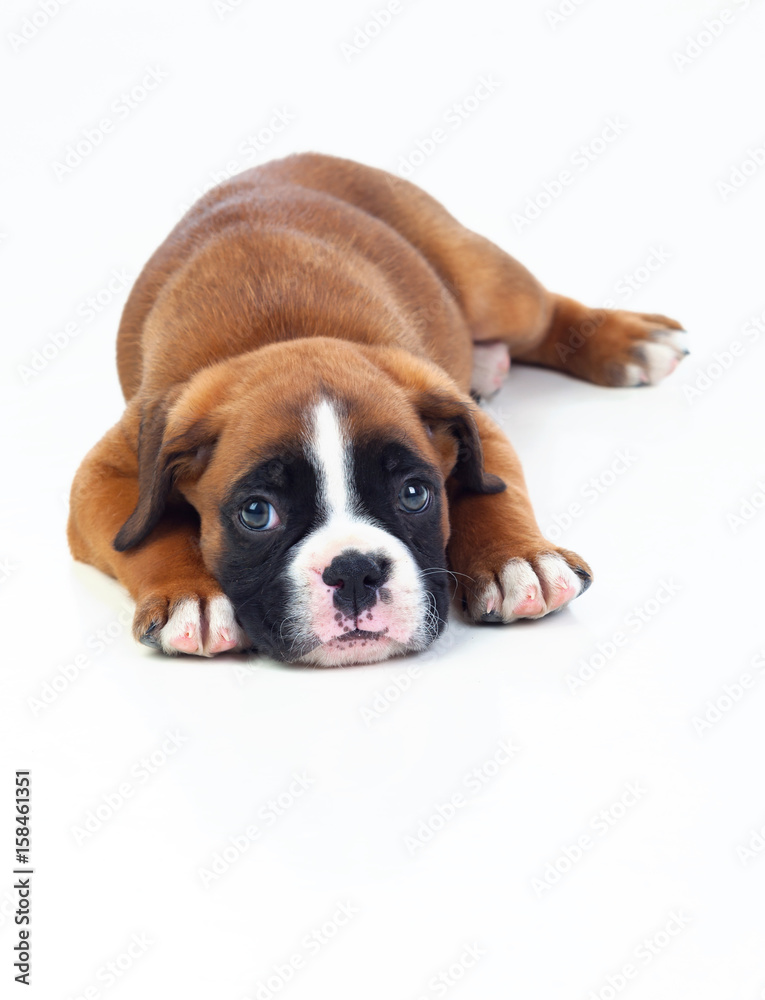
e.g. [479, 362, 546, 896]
[307, 398, 358, 520]
[287, 395, 432, 665]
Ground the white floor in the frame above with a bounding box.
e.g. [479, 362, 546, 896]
[4, 1, 765, 997]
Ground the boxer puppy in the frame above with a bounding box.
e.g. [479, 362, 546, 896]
[68, 153, 687, 665]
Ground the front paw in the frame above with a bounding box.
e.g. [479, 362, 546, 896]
[134, 592, 251, 656]
[463, 549, 592, 624]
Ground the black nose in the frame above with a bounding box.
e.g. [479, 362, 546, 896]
[322, 550, 389, 616]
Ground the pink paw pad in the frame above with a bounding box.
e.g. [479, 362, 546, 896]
[547, 578, 577, 611]
[207, 630, 238, 655]
[153, 595, 246, 657]
[171, 627, 200, 654]
[513, 590, 545, 617]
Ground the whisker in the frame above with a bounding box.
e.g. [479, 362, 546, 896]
[418, 566, 471, 601]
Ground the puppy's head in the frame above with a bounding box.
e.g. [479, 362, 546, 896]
[115, 339, 504, 665]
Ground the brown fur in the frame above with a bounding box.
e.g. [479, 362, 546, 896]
[68, 153, 683, 647]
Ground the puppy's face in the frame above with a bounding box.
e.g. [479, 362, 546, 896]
[115, 340, 502, 665]
[214, 398, 447, 664]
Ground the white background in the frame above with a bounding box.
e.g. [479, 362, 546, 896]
[3, 0, 765, 997]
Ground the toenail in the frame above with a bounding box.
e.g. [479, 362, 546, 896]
[140, 621, 162, 648]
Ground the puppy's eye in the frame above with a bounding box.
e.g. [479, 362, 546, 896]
[398, 480, 430, 513]
[240, 499, 280, 530]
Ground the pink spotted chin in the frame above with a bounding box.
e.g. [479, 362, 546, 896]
[298, 632, 407, 667]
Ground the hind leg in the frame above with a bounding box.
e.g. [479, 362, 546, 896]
[513, 296, 688, 387]
[447, 246, 687, 390]
[414, 231, 688, 388]
[265, 155, 688, 386]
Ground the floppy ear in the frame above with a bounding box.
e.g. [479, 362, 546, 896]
[418, 390, 506, 495]
[113, 392, 218, 552]
[367, 346, 505, 495]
